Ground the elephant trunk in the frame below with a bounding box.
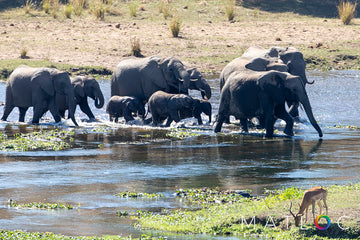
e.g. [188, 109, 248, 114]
[94, 87, 104, 109]
[201, 81, 212, 100]
[299, 92, 322, 137]
[67, 89, 78, 126]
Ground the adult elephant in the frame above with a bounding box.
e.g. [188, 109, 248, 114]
[1, 65, 78, 126]
[111, 56, 212, 102]
[214, 69, 322, 138]
[242, 46, 312, 117]
[55, 75, 104, 121]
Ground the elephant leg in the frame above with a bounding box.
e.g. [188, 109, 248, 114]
[169, 111, 180, 123]
[109, 114, 113, 122]
[1, 104, 14, 121]
[240, 118, 248, 133]
[47, 98, 61, 123]
[165, 116, 173, 127]
[79, 99, 95, 120]
[214, 115, 225, 133]
[124, 109, 135, 122]
[18, 107, 28, 122]
[275, 105, 294, 136]
[59, 110, 66, 119]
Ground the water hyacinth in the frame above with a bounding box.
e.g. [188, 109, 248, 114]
[115, 191, 164, 199]
[8, 199, 74, 210]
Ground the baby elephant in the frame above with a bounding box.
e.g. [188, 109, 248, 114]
[179, 98, 212, 125]
[148, 90, 207, 127]
[106, 96, 145, 123]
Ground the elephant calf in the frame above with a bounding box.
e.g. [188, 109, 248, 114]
[179, 98, 212, 125]
[148, 90, 207, 127]
[106, 96, 145, 123]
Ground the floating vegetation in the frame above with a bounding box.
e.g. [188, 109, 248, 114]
[165, 128, 200, 140]
[175, 187, 253, 206]
[331, 124, 359, 130]
[0, 129, 74, 151]
[115, 191, 164, 199]
[92, 125, 113, 133]
[8, 199, 74, 210]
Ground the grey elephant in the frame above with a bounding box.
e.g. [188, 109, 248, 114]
[242, 46, 313, 117]
[106, 96, 145, 123]
[148, 90, 197, 127]
[214, 68, 323, 138]
[179, 98, 212, 125]
[1, 65, 78, 126]
[111, 56, 211, 102]
[55, 75, 104, 121]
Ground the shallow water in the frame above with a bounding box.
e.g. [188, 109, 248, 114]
[0, 71, 360, 238]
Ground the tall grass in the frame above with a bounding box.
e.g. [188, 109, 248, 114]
[130, 36, 142, 57]
[129, 2, 138, 17]
[23, 0, 33, 14]
[71, 0, 87, 16]
[170, 12, 182, 37]
[159, 0, 171, 19]
[224, 0, 236, 21]
[90, 0, 105, 20]
[337, 1, 357, 25]
[64, 4, 73, 18]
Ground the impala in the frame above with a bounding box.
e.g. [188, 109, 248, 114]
[289, 186, 328, 226]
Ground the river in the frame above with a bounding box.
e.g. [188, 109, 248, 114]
[0, 70, 360, 238]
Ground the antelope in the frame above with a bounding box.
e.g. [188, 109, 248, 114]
[289, 186, 328, 226]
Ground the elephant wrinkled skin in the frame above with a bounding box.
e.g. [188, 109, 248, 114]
[214, 68, 323, 138]
[111, 56, 211, 102]
[149, 90, 197, 127]
[1, 65, 78, 126]
[106, 96, 145, 123]
[56, 75, 105, 121]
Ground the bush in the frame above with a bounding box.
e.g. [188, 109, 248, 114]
[43, 0, 50, 14]
[129, 2, 138, 17]
[170, 13, 182, 37]
[338, 1, 357, 25]
[130, 36, 142, 57]
[225, 0, 236, 21]
[20, 48, 28, 59]
[23, 0, 33, 14]
[64, 4, 73, 18]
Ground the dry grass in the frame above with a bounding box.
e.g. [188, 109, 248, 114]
[170, 12, 181, 37]
[224, 0, 236, 21]
[130, 36, 142, 57]
[337, 1, 357, 25]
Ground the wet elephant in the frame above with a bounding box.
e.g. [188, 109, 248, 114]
[106, 96, 145, 123]
[214, 69, 323, 138]
[111, 56, 211, 102]
[148, 90, 196, 127]
[179, 98, 212, 125]
[56, 75, 105, 121]
[1, 65, 78, 126]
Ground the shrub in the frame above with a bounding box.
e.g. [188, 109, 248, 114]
[170, 13, 182, 37]
[20, 48, 28, 59]
[64, 4, 73, 18]
[129, 2, 138, 17]
[90, 0, 105, 20]
[224, 0, 236, 21]
[130, 36, 142, 57]
[71, 0, 87, 16]
[159, 0, 171, 19]
[43, 0, 51, 14]
[338, 1, 357, 25]
[23, 0, 32, 14]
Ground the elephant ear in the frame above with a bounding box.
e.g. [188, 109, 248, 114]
[258, 71, 287, 90]
[73, 78, 85, 98]
[245, 57, 270, 71]
[32, 69, 54, 96]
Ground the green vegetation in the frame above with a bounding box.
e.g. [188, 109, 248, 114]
[0, 230, 164, 240]
[0, 129, 74, 151]
[0, 59, 112, 80]
[169, 12, 181, 38]
[165, 128, 200, 140]
[337, 1, 357, 25]
[224, 0, 236, 21]
[8, 199, 74, 210]
[136, 183, 360, 239]
[115, 191, 164, 199]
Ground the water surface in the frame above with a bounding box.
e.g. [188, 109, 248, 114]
[0, 71, 360, 237]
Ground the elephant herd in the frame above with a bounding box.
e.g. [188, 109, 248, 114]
[0, 46, 323, 138]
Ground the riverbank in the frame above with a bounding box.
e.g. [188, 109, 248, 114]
[1, 182, 359, 239]
[1, 0, 360, 80]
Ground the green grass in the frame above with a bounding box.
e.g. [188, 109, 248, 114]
[135, 183, 360, 239]
[115, 191, 164, 199]
[0, 129, 74, 151]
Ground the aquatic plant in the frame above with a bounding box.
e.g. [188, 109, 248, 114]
[8, 199, 74, 210]
[115, 191, 164, 199]
[165, 128, 200, 140]
[0, 129, 74, 151]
